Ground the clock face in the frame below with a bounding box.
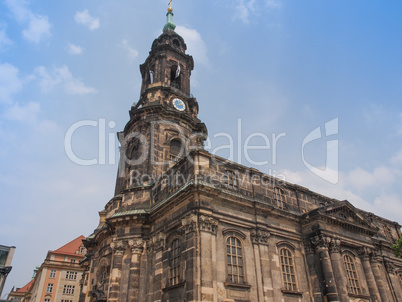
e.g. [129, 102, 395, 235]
[172, 98, 185, 111]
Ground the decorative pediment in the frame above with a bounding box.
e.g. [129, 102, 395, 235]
[302, 200, 379, 236]
[319, 200, 373, 227]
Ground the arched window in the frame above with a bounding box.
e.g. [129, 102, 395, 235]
[170, 64, 181, 89]
[170, 139, 184, 162]
[279, 248, 297, 291]
[274, 187, 286, 209]
[343, 254, 361, 295]
[226, 236, 244, 284]
[169, 239, 181, 286]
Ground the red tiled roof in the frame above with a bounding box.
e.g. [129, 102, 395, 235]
[52, 235, 85, 256]
[16, 279, 34, 293]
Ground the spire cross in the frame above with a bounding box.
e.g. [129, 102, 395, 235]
[168, 0, 172, 9]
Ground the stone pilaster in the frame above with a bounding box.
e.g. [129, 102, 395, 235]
[358, 247, 381, 302]
[251, 228, 270, 302]
[385, 260, 402, 301]
[370, 255, 393, 302]
[250, 228, 270, 246]
[311, 235, 339, 302]
[109, 240, 126, 302]
[304, 242, 323, 302]
[199, 215, 218, 301]
[199, 215, 218, 234]
[181, 214, 197, 234]
[127, 239, 144, 302]
[328, 238, 348, 302]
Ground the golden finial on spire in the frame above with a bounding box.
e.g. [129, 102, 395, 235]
[168, 0, 173, 12]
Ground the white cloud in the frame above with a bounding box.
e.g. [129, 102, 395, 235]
[68, 43, 83, 55]
[265, 0, 281, 8]
[74, 10, 100, 30]
[0, 62, 22, 103]
[4, 0, 51, 43]
[175, 26, 208, 65]
[233, 0, 281, 24]
[35, 65, 97, 95]
[391, 149, 402, 165]
[119, 40, 138, 63]
[346, 166, 395, 191]
[233, 0, 256, 24]
[23, 14, 51, 43]
[0, 24, 13, 51]
[4, 101, 40, 124]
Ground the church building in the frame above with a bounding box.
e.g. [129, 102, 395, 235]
[79, 5, 402, 302]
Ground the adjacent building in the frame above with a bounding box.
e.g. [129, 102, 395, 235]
[79, 6, 402, 302]
[0, 245, 16, 298]
[12, 236, 86, 302]
[7, 279, 34, 302]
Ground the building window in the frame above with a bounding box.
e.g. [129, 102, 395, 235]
[80, 247, 86, 254]
[170, 139, 184, 162]
[62, 285, 75, 295]
[44, 299, 50, 302]
[66, 271, 77, 280]
[226, 236, 244, 284]
[169, 239, 181, 286]
[344, 255, 361, 295]
[46, 283, 53, 293]
[279, 248, 297, 291]
[274, 187, 286, 209]
[49, 269, 56, 278]
[224, 170, 238, 190]
[70, 259, 76, 264]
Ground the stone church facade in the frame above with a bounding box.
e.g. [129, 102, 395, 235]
[79, 7, 402, 302]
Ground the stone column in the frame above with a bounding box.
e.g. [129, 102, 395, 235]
[358, 247, 381, 302]
[328, 238, 349, 301]
[198, 215, 218, 302]
[251, 228, 270, 302]
[127, 238, 145, 302]
[311, 235, 339, 302]
[109, 240, 126, 302]
[385, 261, 402, 301]
[182, 214, 199, 302]
[370, 255, 393, 301]
[304, 243, 323, 302]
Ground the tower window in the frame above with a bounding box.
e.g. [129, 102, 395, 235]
[279, 247, 297, 291]
[170, 64, 181, 89]
[170, 139, 184, 162]
[226, 236, 244, 284]
[343, 254, 361, 295]
[274, 187, 286, 209]
[173, 39, 180, 48]
[169, 239, 181, 286]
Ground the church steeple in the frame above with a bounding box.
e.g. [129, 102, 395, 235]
[163, 1, 176, 32]
[113, 6, 207, 195]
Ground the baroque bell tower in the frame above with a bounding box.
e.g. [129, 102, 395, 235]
[114, 3, 207, 195]
[80, 4, 209, 302]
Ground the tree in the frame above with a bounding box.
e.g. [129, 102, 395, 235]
[392, 235, 402, 258]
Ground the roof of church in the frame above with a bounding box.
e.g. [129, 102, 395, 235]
[15, 279, 34, 293]
[52, 235, 85, 256]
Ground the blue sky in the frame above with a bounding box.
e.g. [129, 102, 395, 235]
[1, 0, 402, 295]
